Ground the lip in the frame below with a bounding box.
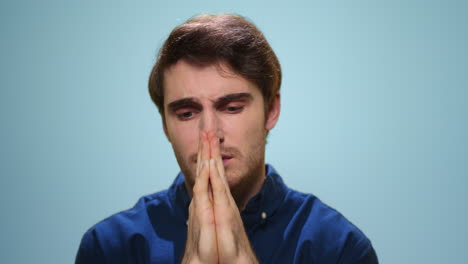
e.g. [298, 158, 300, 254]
[221, 154, 233, 165]
[194, 154, 233, 165]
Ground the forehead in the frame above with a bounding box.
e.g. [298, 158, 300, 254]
[163, 60, 261, 104]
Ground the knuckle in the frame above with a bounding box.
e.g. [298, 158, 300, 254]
[216, 186, 227, 196]
[193, 184, 203, 195]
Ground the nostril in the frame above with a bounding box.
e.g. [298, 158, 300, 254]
[215, 130, 224, 143]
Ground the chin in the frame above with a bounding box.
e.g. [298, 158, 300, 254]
[224, 168, 249, 189]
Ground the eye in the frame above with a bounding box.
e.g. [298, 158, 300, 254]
[175, 109, 198, 121]
[225, 106, 244, 113]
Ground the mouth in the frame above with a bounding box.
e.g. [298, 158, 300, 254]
[221, 154, 233, 165]
[192, 153, 234, 166]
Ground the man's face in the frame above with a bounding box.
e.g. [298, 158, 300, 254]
[163, 60, 279, 198]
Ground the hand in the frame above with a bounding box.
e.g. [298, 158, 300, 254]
[182, 132, 218, 264]
[182, 131, 258, 264]
[207, 132, 259, 263]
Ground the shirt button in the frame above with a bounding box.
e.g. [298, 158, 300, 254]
[261, 212, 267, 220]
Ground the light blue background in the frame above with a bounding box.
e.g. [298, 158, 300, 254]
[1, 1, 467, 263]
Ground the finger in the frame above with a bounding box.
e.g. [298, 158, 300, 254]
[196, 131, 203, 176]
[196, 132, 213, 204]
[209, 159, 230, 205]
[193, 159, 211, 204]
[208, 181, 213, 203]
[210, 132, 222, 164]
[201, 131, 210, 161]
[209, 134, 229, 188]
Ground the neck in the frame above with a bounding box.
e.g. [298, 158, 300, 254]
[184, 163, 267, 212]
[230, 162, 266, 211]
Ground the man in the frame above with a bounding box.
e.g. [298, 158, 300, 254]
[76, 14, 378, 263]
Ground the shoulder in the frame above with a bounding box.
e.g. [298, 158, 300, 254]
[93, 190, 171, 236]
[283, 188, 377, 263]
[76, 190, 173, 262]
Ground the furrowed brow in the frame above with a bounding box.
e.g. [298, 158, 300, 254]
[167, 98, 202, 112]
[214, 93, 253, 108]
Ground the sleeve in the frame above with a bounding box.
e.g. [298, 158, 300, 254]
[357, 246, 378, 264]
[337, 227, 379, 264]
[75, 228, 106, 264]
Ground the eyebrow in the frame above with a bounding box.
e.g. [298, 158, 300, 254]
[167, 92, 253, 112]
[167, 98, 201, 112]
[213, 93, 253, 108]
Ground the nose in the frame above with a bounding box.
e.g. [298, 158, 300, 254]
[199, 109, 224, 143]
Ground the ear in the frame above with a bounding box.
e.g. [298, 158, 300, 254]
[162, 117, 171, 142]
[265, 93, 281, 131]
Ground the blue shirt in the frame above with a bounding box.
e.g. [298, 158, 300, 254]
[76, 165, 378, 263]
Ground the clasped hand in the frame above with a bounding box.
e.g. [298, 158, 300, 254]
[182, 131, 258, 264]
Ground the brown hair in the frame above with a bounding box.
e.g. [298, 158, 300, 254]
[148, 14, 281, 122]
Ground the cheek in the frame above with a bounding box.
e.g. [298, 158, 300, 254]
[167, 121, 199, 158]
[223, 110, 265, 143]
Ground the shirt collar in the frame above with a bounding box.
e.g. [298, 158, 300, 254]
[168, 164, 288, 227]
[241, 164, 288, 228]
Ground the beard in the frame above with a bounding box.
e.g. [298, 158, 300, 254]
[172, 136, 266, 208]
